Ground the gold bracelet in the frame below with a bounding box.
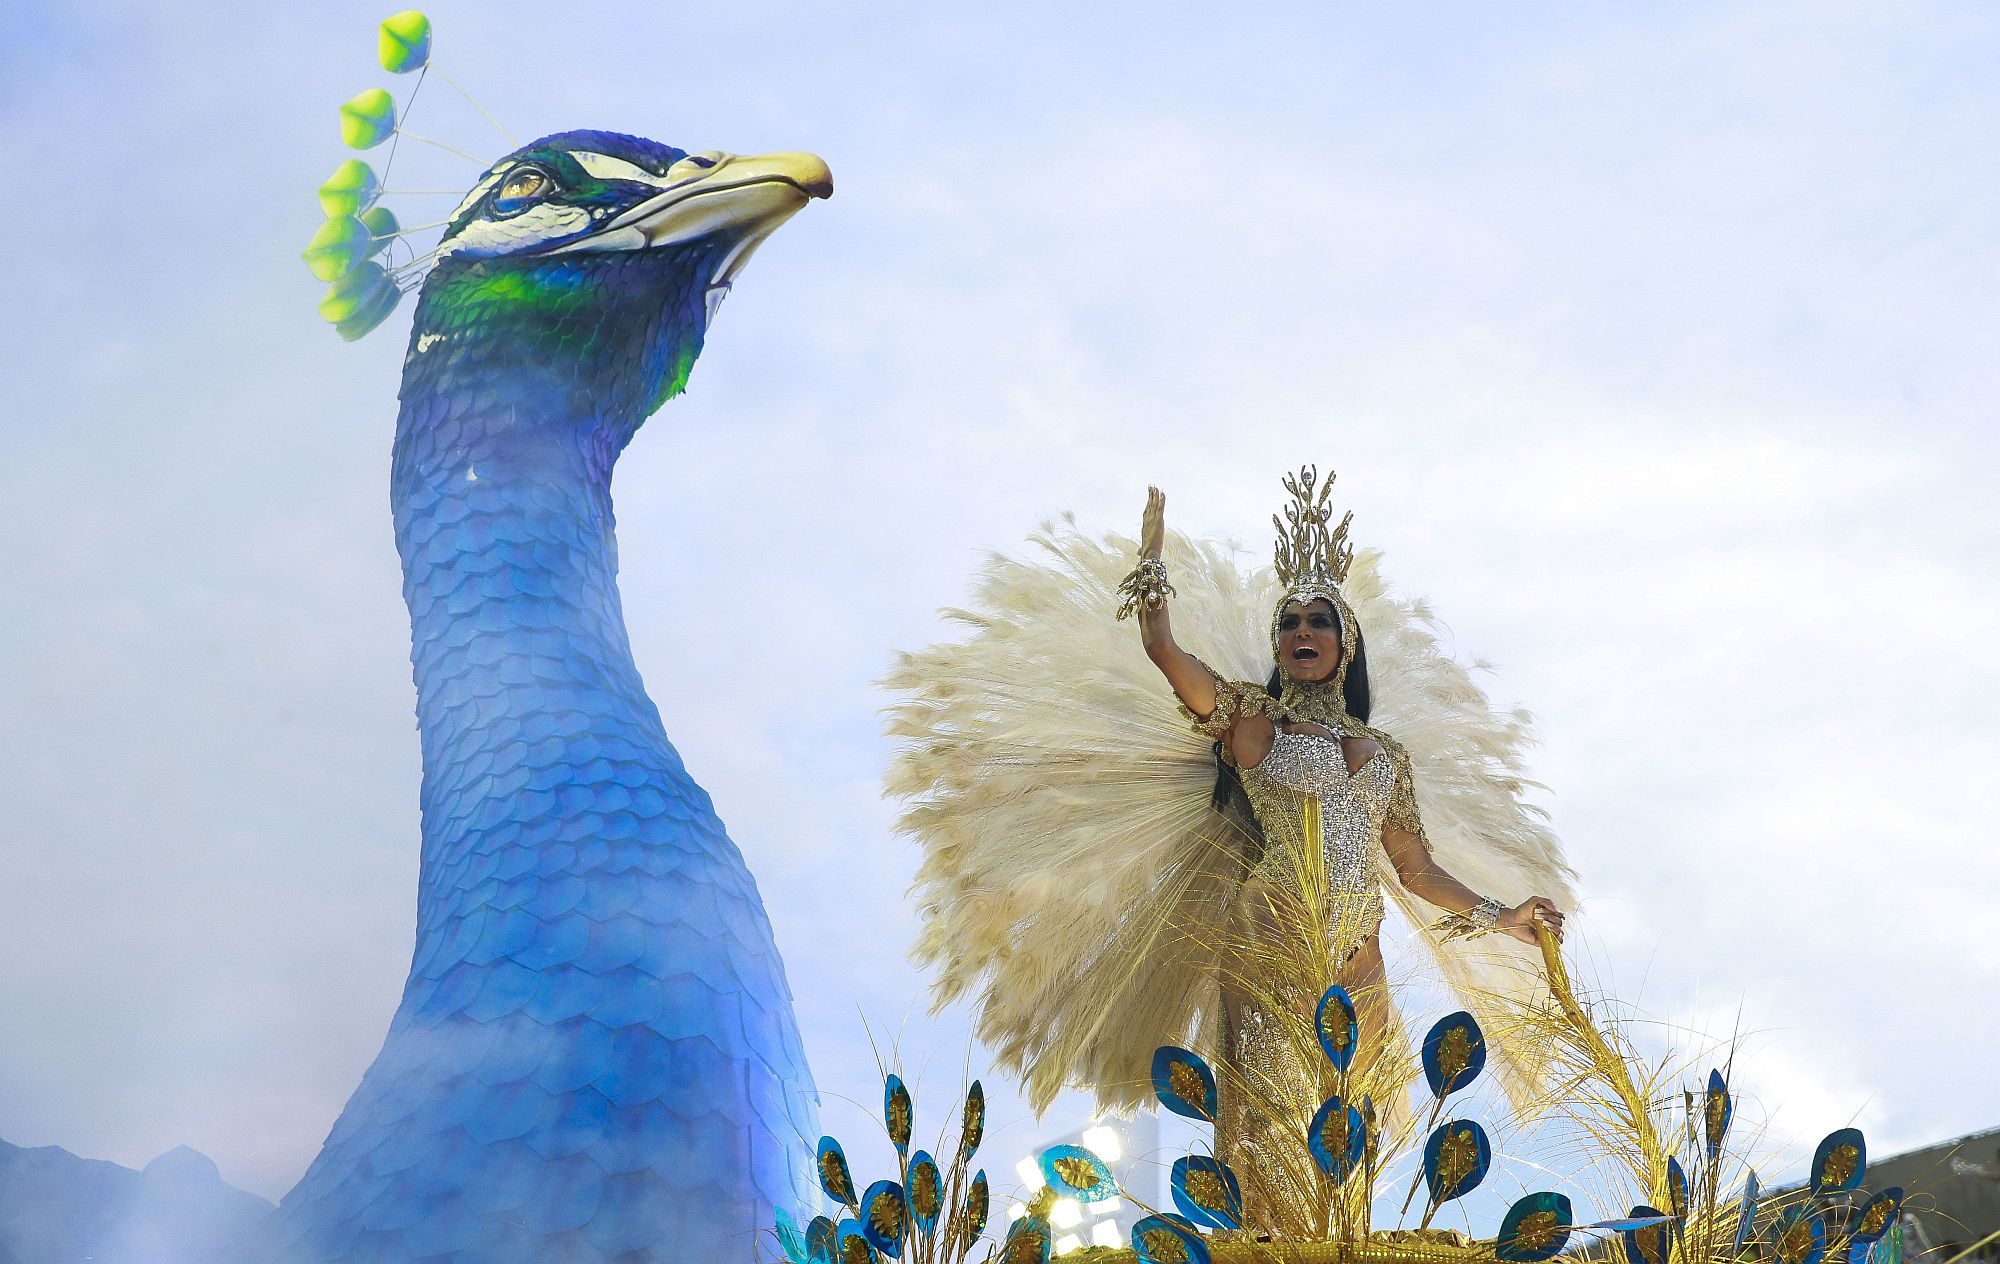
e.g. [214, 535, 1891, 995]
[1431, 896, 1507, 942]
[1114, 557, 1175, 620]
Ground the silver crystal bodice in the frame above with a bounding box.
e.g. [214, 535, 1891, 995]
[1240, 726, 1392, 936]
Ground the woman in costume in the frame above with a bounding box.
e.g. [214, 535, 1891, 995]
[1124, 476, 1564, 1059]
[1119, 475, 1564, 1212]
[883, 466, 1579, 1226]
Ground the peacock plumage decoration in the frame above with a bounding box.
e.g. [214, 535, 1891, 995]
[793, 952, 1907, 1264]
[274, 17, 833, 1262]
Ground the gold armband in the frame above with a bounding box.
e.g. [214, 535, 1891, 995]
[1180, 677, 1287, 741]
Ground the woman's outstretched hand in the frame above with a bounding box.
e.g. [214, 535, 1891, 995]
[1497, 897, 1565, 947]
[1141, 486, 1166, 560]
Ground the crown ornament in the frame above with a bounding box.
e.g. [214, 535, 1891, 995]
[305, 11, 519, 341]
[1272, 465, 1355, 590]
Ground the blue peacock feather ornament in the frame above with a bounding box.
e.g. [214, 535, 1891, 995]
[274, 15, 833, 1262]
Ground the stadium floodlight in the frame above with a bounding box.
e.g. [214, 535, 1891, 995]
[1082, 1125, 1124, 1162]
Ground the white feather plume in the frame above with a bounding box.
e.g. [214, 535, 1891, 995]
[881, 518, 1578, 1116]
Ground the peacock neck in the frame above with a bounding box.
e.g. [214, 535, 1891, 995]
[389, 379, 681, 882]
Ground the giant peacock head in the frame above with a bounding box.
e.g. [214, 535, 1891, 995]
[400, 130, 831, 435]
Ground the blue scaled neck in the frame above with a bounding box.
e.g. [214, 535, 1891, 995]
[387, 247, 720, 863]
[389, 382, 701, 886]
[274, 251, 816, 1264]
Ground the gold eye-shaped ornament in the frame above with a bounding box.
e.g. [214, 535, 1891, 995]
[492, 167, 553, 215]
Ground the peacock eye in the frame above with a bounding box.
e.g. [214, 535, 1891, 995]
[491, 167, 554, 215]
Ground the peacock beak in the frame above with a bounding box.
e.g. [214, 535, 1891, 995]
[580, 150, 832, 256]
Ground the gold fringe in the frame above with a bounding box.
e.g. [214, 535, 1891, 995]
[1057, 1230, 1500, 1263]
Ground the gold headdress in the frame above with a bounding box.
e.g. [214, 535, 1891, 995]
[1269, 466, 1360, 684]
[1272, 465, 1354, 593]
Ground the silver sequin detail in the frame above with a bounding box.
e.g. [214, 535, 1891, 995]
[1241, 728, 1392, 933]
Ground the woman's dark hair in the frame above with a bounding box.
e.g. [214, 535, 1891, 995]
[1209, 625, 1371, 812]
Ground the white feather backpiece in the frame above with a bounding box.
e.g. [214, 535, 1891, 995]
[881, 518, 1578, 1116]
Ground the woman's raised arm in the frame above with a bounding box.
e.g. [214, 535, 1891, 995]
[1121, 488, 1282, 767]
[1125, 487, 1222, 717]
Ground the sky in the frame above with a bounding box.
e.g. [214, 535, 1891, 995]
[2, 0, 1997, 1232]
